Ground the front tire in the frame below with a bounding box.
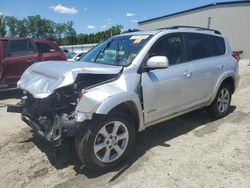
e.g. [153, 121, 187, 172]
[0, 64, 4, 81]
[75, 113, 135, 172]
[207, 84, 232, 118]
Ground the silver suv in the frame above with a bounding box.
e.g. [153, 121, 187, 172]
[8, 26, 239, 171]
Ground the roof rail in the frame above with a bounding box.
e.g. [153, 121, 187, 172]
[158, 25, 221, 35]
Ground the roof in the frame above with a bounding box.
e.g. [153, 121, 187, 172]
[0, 37, 56, 42]
[138, 1, 250, 24]
[119, 30, 161, 36]
[0, 37, 28, 41]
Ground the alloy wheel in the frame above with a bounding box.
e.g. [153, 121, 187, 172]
[93, 121, 129, 163]
[217, 88, 230, 113]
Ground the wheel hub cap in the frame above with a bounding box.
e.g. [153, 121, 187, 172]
[94, 121, 129, 163]
[217, 88, 230, 113]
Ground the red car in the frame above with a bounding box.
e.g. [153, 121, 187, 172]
[0, 38, 67, 88]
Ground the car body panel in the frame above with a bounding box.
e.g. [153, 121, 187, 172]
[142, 62, 194, 124]
[17, 61, 123, 98]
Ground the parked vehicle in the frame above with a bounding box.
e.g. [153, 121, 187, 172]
[67, 51, 87, 61]
[0, 38, 67, 88]
[8, 26, 239, 171]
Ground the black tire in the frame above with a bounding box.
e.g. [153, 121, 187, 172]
[0, 63, 4, 81]
[75, 113, 135, 172]
[207, 84, 232, 118]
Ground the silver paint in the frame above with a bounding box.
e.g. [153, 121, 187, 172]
[18, 28, 239, 132]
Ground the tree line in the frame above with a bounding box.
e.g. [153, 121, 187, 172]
[0, 15, 138, 45]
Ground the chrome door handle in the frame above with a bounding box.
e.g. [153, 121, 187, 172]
[184, 71, 192, 78]
[217, 64, 224, 69]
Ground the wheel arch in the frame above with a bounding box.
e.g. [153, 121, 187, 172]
[209, 71, 236, 105]
[95, 93, 144, 132]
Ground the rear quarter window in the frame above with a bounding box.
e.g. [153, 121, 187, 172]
[35, 42, 56, 53]
[209, 35, 226, 56]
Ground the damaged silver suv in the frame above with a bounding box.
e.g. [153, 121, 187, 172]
[8, 26, 239, 171]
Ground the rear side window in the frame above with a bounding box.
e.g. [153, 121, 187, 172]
[6, 39, 36, 57]
[149, 33, 186, 65]
[185, 33, 213, 61]
[35, 42, 55, 53]
[209, 35, 226, 56]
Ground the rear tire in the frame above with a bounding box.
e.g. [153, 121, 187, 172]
[75, 113, 135, 172]
[207, 84, 232, 118]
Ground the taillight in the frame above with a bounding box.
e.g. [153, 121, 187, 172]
[232, 50, 243, 62]
[232, 52, 240, 61]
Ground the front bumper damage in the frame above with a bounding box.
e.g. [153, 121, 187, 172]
[7, 62, 124, 146]
[7, 95, 80, 147]
[21, 113, 77, 146]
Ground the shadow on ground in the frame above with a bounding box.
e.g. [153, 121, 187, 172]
[22, 106, 236, 182]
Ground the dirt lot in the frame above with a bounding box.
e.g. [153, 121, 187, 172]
[0, 61, 250, 188]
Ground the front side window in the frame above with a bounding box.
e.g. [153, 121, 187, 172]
[185, 33, 213, 61]
[149, 33, 186, 66]
[81, 35, 152, 66]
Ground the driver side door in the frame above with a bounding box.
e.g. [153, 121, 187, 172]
[141, 33, 194, 125]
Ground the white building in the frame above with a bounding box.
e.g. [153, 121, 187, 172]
[138, 1, 250, 58]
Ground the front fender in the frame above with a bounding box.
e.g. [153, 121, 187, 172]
[75, 87, 145, 131]
[208, 70, 237, 105]
[95, 92, 140, 114]
[96, 92, 144, 131]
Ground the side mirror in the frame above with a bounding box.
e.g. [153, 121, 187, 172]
[145, 56, 169, 69]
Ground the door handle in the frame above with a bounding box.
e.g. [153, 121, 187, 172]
[217, 64, 224, 69]
[184, 71, 192, 78]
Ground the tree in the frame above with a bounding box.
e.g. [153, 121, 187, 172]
[26, 15, 39, 37]
[65, 21, 77, 45]
[16, 19, 28, 37]
[123, 28, 139, 33]
[1, 14, 128, 45]
[55, 23, 67, 44]
[5, 16, 18, 37]
[0, 15, 6, 37]
[109, 25, 123, 36]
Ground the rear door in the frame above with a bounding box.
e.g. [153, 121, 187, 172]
[2, 39, 38, 83]
[141, 33, 194, 124]
[184, 33, 225, 105]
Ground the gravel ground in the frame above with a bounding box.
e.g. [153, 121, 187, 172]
[0, 60, 249, 188]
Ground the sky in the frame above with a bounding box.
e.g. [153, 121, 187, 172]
[0, 0, 237, 34]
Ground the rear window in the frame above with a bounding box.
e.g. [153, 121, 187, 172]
[209, 35, 226, 56]
[35, 42, 55, 53]
[185, 33, 213, 61]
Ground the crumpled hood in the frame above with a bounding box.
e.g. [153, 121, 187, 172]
[17, 61, 122, 98]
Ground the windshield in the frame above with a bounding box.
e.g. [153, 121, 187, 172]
[80, 35, 152, 66]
